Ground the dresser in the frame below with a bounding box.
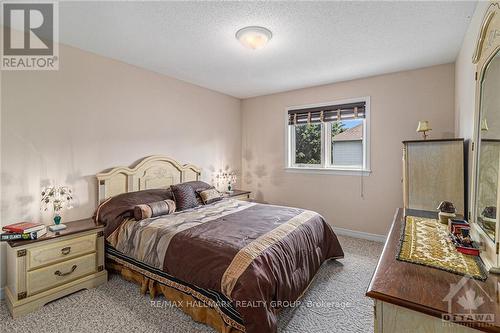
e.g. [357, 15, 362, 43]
[366, 209, 500, 332]
[5, 218, 107, 318]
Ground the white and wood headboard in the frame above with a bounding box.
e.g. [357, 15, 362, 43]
[96, 155, 201, 203]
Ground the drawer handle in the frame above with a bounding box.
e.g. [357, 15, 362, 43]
[54, 265, 77, 277]
[61, 246, 71, 255]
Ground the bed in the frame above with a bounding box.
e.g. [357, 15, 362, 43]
[94, 155, 344, 333]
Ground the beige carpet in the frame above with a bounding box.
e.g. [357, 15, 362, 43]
[0, 235, 383, 333]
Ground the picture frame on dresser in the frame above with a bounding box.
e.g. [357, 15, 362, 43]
[470, 1, 500, 273]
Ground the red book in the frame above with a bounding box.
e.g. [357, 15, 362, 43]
[452, 225, 470, 235]
[456, 246, 480, 256]
[2, 222, 45, 234]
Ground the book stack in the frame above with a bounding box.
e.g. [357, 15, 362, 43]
[1, 222, 47, 242]
[450, 218, 469, 234]
[448, 219, 480, 256]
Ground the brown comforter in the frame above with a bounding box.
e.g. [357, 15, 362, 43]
[102, 197, 344, 333]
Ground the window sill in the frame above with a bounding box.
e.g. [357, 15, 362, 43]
[284, 167, 372, 176]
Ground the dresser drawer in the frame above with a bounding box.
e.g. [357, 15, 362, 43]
[27, 253, 97, 296]
[28, 234, 96, 270]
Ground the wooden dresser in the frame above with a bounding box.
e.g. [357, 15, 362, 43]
[366, 209, 500, 333]
[5, 218, 108, 318]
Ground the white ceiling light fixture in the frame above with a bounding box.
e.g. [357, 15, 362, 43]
[235, 26, 272, 50]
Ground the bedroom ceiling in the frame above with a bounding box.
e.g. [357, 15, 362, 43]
[59, 1, 477, 99]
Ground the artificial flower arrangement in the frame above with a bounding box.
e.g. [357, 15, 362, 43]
[215, 170, 238, 193]
[41, 185, 73, 230]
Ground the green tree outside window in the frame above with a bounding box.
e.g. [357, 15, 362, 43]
[294, 122, 345, 164]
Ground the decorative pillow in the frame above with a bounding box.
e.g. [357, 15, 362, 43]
[171, 183, 200, 211]
[197, 188, 223, 205]
[182, 181, 213, 205]
[93, 188, 174, 237]
[134, 199, 176, 220]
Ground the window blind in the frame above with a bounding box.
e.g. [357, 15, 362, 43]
[288, 101, 366, 125]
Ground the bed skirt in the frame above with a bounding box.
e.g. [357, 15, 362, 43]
[106, 248, 245, 333]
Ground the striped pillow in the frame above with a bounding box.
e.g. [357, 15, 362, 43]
[134, 199, 176, 220]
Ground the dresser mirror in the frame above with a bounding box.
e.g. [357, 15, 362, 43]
[471, 2, 500, 272]
[475, 51, 500, 242]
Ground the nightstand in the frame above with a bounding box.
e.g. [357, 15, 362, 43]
[224, 189, 252, 201]
[5, 218, 107, 318]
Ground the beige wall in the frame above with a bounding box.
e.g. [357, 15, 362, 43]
[0, 44, 241, 288]
[241, 64, 456, 236]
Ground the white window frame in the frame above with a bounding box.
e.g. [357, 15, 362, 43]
[285, 96, 371, 176]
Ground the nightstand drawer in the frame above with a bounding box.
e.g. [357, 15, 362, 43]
[28, 234, 96, 270]
[232, 194, 250, 201]
[27, 253, 97, 296]
[224, 190, 251, 201]
[6, 219, 107, 318]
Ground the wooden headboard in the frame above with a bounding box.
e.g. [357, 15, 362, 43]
[96, 155, 201, 203]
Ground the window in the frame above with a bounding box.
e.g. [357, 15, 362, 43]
[286, 97, 370, 174]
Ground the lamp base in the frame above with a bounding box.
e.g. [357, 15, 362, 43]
[49, 224, 67, 232]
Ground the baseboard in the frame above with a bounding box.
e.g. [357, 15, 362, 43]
[0, 287, 4, 300]
[333, 226, 386, 243]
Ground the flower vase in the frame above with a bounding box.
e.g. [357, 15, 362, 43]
[49, 212, 67, 232]
[54, 213, 62, 225]
[228, 183, 233, 194]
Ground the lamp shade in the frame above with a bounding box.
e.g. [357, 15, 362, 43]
[416, 120, 431, 133]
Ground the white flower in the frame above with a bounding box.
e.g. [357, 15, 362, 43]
[40, 185, 74, 212]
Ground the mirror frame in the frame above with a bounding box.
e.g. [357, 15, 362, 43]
[471, 1, 500, 272]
